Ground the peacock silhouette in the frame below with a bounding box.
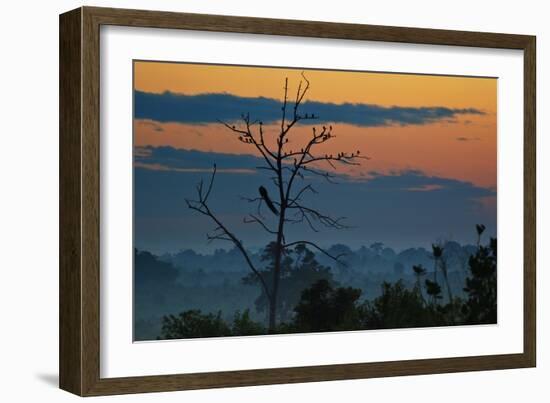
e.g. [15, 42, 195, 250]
[258, 186, 279, 216]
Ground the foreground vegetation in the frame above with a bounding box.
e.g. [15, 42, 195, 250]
[158, 226, 496, 339]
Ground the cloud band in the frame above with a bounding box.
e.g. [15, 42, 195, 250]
[134, 91, 484, 127]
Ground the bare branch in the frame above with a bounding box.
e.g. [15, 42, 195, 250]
[244, 214, 278, 235]
[302, 153, 369, 167]
[283, 240, 347, 264]
[185, 166, 272, 300]
[294, 72, 310, 115]
[241, 195, 265, 217]
[288, 184, 317, 205]
[280, 77, 289, 138]
[217, 118, 278, 171]
[300, 166, 339, 184]
[206, 232, 232, 243]
[287, 201, 350, 230]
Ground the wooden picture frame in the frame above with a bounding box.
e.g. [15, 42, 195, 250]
[59, 6, 536, 396]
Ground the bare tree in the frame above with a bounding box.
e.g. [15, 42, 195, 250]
[186, 73, 368, 332]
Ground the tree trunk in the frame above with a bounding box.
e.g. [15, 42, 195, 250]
[268, 206, 286, 333]
[268, 132, 287, 333]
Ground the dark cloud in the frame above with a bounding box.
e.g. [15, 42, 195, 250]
[134, 147, 496, 252]
[358, 169, 493, 197]
[135, 145, 263, 171]
[456, 136, 480, 142]
[134, 91, 484, 127]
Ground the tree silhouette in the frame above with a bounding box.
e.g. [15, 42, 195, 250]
[476, 223, 486, 246]
[160, 309, 265, 339]
[425, 278, 443, 304]
[462, 237, 497, 324]
[370, 242, 384, 256]
[363, 281, 438, 329]
[160, 310, 231, 339]
[186, 74, 367, 332]
[242, 242, 335, 323]
[293, 279, 364, 332]
[154, 225, 496, 339]
[412, 264, 427, 304]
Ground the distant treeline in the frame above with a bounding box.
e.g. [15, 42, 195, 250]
[134, 228, 495, 340]
[158, 241, 478, 277]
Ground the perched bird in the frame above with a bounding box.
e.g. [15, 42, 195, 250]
[259, 186, 279, 216]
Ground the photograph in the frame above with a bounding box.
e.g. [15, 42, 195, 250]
[51, 3, 538, 397]
[133, 61, 498, 341]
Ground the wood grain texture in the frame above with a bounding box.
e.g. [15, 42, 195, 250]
[523, 37, 536, 367]
[59, 8, 82, 396]
[59, 6, 537, 396]
[84, 6, 532, 49]
[81, 6, 102, 396]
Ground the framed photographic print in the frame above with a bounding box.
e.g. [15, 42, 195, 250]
[59, 6, 536, 396]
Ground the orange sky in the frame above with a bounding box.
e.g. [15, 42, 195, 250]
[134, 61, 497, 188]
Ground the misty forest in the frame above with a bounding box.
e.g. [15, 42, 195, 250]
[134, 73, 497, 341]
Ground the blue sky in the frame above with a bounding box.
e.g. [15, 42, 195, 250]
[134, 146, 496, 253]
[133, 63, 496, 254]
